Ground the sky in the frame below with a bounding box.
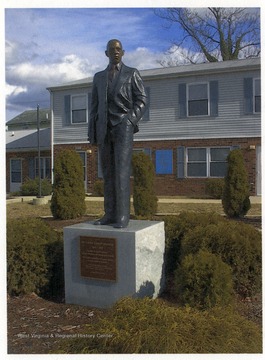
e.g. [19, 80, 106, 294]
[3, 2, 262, 122]
[4, 6, 183, 122]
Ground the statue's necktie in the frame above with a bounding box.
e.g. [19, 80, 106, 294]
[109, 65, 116, 82]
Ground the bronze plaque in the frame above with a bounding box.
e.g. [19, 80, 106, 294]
[79, 236, 117, 281]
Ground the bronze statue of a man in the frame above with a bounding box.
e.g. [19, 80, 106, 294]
[88, 39, 148, 228]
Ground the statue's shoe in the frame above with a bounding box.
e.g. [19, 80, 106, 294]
[94, 216, 115, 225]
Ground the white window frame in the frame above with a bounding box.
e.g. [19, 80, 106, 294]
[187, 82, 210, 117]
[186, 147, 231, 178]
[186, 147, 207, 178]
[71, 94, 88, 124]
[209, 147, 231, 178]
[253, 78, 261, 114]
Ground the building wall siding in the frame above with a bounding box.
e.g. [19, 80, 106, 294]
[51, 68, 260, 144]
[136, 69, 261, 141]
[53, 87, 91, 144]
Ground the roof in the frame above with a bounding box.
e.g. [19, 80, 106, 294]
[47, 57, 260, 91]
[6, 109, 51, 127]
[6, 128, 51, 151]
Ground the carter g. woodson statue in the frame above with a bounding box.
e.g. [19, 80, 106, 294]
[88, 39, 148, 228]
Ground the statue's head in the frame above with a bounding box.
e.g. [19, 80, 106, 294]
[105, 39, 125, 65]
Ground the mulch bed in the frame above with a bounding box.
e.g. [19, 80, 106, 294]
[7, 293, 105, 354]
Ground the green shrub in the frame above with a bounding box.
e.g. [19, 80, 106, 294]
[181, 221, 262, 297]
[92, 179, 104, 197]
[174, 250, 234, 309]
[163, 212, 224, 276]
[205, 178, 224, 199]
[57, 297, 262, 353]
[41, 233, 64, 299]
[132, 152, 158, 217]
[51, 149, 86, 219]
[7, 218, 59, 296]
[222, 149, 251, 217]
[20, 177, 52, 196]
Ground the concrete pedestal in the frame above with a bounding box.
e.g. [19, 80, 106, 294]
[63, 220, 165, 308]
[32, 197, 48, 205]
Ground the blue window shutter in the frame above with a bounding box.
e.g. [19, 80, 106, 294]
[210, 81, 218, 116]
[64, 95, 71, 125]
[244, 78, 253, 114]
[177, 146, 185, 178]
[28, 158, 35, 179]
[156, 150, 173, 174]
[179, 83, 187, 118]
[143, 86, 150, 121]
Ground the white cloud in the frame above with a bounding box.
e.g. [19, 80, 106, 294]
[159, 45, 206, 66]
[6, 84, 27, 97]
[124, 47, 162, 70]
[6, 54, 96, 88]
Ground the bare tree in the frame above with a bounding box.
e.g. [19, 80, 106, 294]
[155, 8, 260, 65]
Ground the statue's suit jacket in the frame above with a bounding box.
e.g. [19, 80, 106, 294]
[88, 63, 147, 145]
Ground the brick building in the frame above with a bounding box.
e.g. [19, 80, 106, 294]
[6, 110, 51, 193]
[47, 58, 261, 197]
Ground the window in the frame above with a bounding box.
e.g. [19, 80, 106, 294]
[156, 150, 173, 174]
[187, 148, 207, 177]
[71, 94, 87, 124]
[244, 77, 261, 115]
[254, 78, 261, 113]
[64, 93, 91, 126]
[179, 81, 218, 118]
[210, 148, 230, 177]
[188, 83, 209, 116]
[10, 159, 22, 183]
[35, 157, 51, 179]
[187, 147, 230, 178]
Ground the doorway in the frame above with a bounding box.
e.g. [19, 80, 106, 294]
[10, 158, 22, 193]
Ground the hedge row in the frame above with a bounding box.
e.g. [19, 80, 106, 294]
[20, 177, 52, 196]
[7, 218, 64, 298]
[164, 212, 261, 301]
[7, 212, 261, 302]
[57, 297, 262, 354]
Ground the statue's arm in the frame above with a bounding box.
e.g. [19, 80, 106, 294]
[128, 69, 148, 126]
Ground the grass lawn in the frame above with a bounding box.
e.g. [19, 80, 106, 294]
[6, 198, 261, 220]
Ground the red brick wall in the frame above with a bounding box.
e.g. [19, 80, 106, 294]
[135, 138, 260, 196]
[53, 136, 260, 197]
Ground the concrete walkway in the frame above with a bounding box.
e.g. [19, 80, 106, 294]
[6, 195, 261, 205]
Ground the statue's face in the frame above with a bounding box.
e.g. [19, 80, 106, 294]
[105, 40, 124, 65]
